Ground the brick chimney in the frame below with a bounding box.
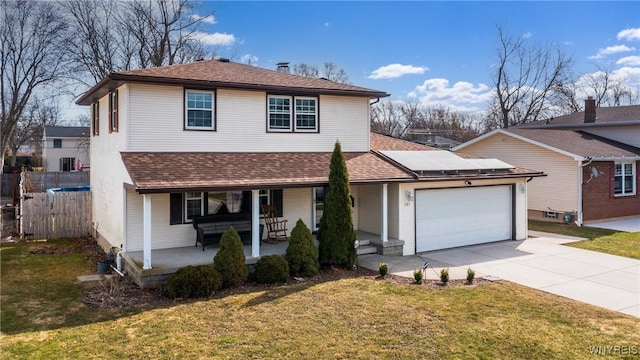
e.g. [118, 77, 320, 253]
[584, 96, 596, 123]
[276, 62, 290, 73]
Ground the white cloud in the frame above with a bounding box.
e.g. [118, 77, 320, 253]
[617, 28, 640, 41]
[616, 55, 640, 67]
[612, 66, 640, 86]
[191, 14, 216, 24]
[588, 45, 635, 59]
[408, 78, 493, 112]
[368, 64, 428, 80]
[191, 31, 235, 46]
[522, 32, 532, 40]
[240, 54, 258, 65]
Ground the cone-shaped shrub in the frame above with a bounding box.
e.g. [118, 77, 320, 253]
[255, 255, 289, 284]
[213, 226, 248, 288]
[318, 141, 357, 268]
[285, 219, 319, 277]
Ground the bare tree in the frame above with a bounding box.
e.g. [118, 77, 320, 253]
[371, 99, 418, 138]
[1, 0, 70, 172]
[7, 99, 58, 166]
[293, 62, 350, 84]
[490, 26, 573, 128]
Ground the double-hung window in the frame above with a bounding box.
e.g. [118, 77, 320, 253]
[53, 139, 62, 148]
[184, 192, 204, 222]
[268, 95, 318, 132]
[185, 90, 215, 130]
[109, 90, 118, 133]
[614, 162, 636, 196]
[295, 97, 318, 131]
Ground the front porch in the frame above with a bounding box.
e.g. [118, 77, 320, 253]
[122, 231, 403, 288]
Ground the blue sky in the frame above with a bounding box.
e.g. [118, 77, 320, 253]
[190, 0, 640, 114]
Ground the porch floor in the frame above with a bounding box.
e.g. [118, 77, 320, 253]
[125, 230, 385, 270]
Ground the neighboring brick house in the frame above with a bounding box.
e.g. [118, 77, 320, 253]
[42, 126, 90, 172]
[454, 98, 640, 224]
[76, 59, 542, 287]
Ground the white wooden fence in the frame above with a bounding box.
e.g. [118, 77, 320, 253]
[20, 192, 92, 239]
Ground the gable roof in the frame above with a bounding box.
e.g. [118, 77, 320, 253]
[44, 126, 90, 138]
[517, 104, 640, 128]
[77, 59, 389, 105]
[454, 128, 640, 161]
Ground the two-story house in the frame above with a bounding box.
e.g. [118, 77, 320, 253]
[77, 59, 543, 287]
[42, 126, 90, 171]
[455, 98, 640, 226]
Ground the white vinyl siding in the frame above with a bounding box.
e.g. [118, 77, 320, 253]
[583, 125, 640, 148]
[127, 85, 370, 152]
[456, 134, 579, 214]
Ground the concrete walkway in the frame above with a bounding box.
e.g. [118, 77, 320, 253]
[585, 216, 640, 232]
[358, 233, 640, 318]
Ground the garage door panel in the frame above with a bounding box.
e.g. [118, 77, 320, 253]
[416, 186, 512, 253]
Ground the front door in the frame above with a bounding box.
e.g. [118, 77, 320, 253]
[312, 187, 325, 231]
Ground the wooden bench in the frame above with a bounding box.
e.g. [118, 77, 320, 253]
[193, 214, 252, 251]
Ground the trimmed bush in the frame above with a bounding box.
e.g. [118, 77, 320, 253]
[413, 269, 424, 284]
[167, 265, 222, 299]
[378, 262, 388, 277]
[440, 267, 450, 285]
[466, 267, 475, 284]
[255, 255, 289, 284]
[213, 226, 248, 288]
[285, 219, 319, 277]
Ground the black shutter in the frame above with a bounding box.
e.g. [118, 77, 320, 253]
[170, 193, 183, 225]
[272, 189, 283, 217]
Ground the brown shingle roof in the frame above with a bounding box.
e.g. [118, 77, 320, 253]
[370, 133, 436, 151]
[121, 151, 412, 193]
[518, 105, 640, 128]
[77, 59, 389, 105]
[506, 129, 640, 159]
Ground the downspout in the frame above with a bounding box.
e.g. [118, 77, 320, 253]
[576, 157, 592, 227]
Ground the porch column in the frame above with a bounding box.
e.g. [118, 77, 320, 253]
[142, 194, 152, 269]
[251, 189, 260, 258]
[381, 183, 388, 242]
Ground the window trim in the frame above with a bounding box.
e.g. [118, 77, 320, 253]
[294, 96, 319, 132]
[184, 191, 204, 223]
[614, 161, 636, 197]
[91, 102, 99, 136]
[109, 89, 118, 133]
[267, 94, 319, 133]
[184, 89, 216, 131]
[53, 139, 62, 148]
[60, 157, 76, 172]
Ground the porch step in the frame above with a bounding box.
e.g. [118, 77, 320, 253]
[357, 245, 377, 255]
[358, 239, 371, 247]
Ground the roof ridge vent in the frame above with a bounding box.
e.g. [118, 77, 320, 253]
[218, 58, 230, 63]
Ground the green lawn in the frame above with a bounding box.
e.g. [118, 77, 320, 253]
[529, 220, 640, 259]
[2, 239, 639, 359]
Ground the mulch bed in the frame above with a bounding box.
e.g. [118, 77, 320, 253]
[19, 237, 490, 310]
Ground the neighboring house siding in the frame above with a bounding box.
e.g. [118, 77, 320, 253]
[91, 86, 130, 249]
[43, 137, 89, 171]
[582, 160, 640, 221]
[126, 84, 370, 153]
[457, 134, 579, 215]
[582, 125, 640, 148]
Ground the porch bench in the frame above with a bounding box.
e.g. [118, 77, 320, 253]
[193, 214, 252, 251]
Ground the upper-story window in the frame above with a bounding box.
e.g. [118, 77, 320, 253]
[109, 89, 118, 133]
[267, 95, 318, 132]
[53, 139, 62, 148]
[185, 90, 215, 130]
[614, 162, 636, 196]
[91, 102, 99, 136]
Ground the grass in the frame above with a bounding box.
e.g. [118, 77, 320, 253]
[529, 220, 640, 259]
[2, 240, 640, 359]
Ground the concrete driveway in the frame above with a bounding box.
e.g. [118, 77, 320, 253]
[358, 233, 640, 318]
[585, 216, 640, 232]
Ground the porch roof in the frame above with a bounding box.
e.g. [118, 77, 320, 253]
[121, 151, 414, 193]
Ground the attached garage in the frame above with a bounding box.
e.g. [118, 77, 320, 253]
[415, 185, 513, 253]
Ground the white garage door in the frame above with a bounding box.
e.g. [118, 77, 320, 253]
[416, 186, 512, 253]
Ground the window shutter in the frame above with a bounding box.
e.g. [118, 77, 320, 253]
[609, 162, 615, 198]
[272, 189, 283, 217]
[170, 193, 183, 225]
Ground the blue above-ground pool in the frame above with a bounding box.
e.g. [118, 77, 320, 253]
[46, 186, 90, 193]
